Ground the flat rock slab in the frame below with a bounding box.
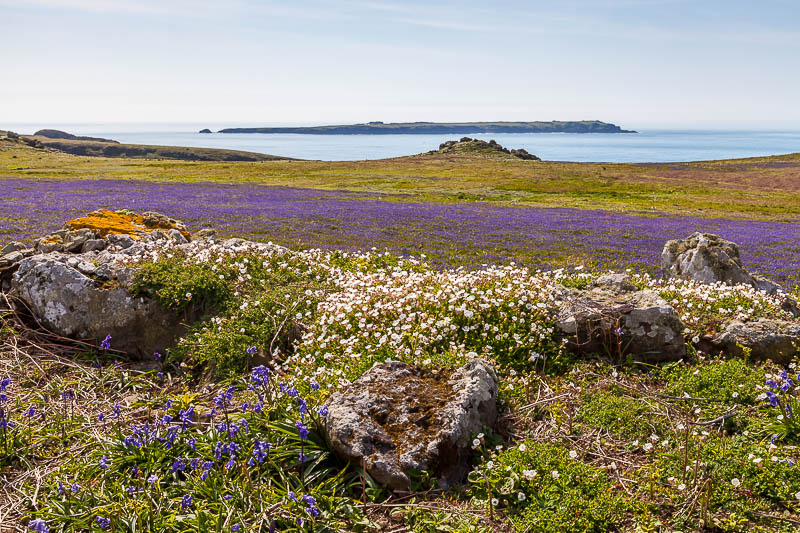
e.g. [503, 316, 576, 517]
[701, 319, 800, 364]
[324, 359, 498, 490]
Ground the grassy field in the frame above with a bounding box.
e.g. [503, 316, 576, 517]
[2, 139, 800, 219]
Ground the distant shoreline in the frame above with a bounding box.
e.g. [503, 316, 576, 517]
[214, 120, 636, 135]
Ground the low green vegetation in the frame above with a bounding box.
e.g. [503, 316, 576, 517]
[4, 242, 800, 531]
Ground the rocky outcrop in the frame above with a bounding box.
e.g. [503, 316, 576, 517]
[557, 276, 686, 362]
[324, 359, 498, 490]
[436, 138, 541, 160]
[198, 128, 212, 134]
[7, 210, 199, 354]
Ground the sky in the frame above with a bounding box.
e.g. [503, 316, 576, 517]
[1, 0, 799, 128]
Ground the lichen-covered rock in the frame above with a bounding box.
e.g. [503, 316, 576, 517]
[324, 359, 498, 490]
[661, 233, 781, 293]
[702, 319, 800, 364]
[11, 253, 191, 356]
[557, 287, 685, 362]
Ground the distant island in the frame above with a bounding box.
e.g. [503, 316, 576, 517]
[213, 120, 636, 135]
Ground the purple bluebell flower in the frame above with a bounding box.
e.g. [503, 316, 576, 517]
[180, 494, 192, 509]
[148, 474, 159, 488]
[246, 346, 258, 355]
[318, 404, 329, 418]
[96, 516, 110, 530]
[296, 420, 309, 441]
[99, 455, 109, 469]
[100, 335, 112, 351]
[27, 519, 49, 532]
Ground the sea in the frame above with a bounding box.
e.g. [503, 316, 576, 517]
[4, 123, 800, 162]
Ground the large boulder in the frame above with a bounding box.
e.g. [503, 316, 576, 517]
[701, 319, 800, 364]
[7, 210, 198, 355]
[324, 359, 498, 490]
[11, 252, 193, 356]
[557, 277, 686, 362]
[661, 233, 780, 294]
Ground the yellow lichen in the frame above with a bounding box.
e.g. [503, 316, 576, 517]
[65, 210, 189, 239]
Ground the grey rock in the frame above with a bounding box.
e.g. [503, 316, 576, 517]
[591, 273, 637, 292]
[167, 228, 188, 244]
[324, 359, 498, 490]
[11, 253, 193, 357]
[557, 288, 685, 362]
[193, 228, 218, 241]
[662, 233, 799, 316]
[702, 319, 800, 364]
[107, 234, 135, 250]
[76, 261, 97, 276]
[0, 241, 27, 255]
[35, 237, 64, 253]
[81, 239, 107, 253]
[662, 233, 753, 285]
[0, 251, 24, 268]
[63, 228, 95, 253]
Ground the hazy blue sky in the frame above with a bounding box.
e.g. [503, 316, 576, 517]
[2, 0, 799, 128]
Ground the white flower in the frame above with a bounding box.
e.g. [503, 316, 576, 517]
[551, 470, 560, 479]
[519, 444, 527, 452]
[472, 439, 481, 449]
[731, 478, 741, 487]
[692, 335, 700, 344]
[795, 491, 800, 500]
[517, 492, 526, 501]
[569, 450, 578, 459]
[185, 292, 192, 299]
[676, 423, 685, 430]
[522, 469, 537, 480]
[732, 392, 739, 398]
[486, 461, 494, 469]
[491, 498, 499, 507]
[678, 483, 686, 491]
[643, 443, 653, 452]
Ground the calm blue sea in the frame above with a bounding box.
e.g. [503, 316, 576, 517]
[4, 123, 800, 162]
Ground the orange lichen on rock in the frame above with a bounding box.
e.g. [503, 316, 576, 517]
[65, 210, 190, 239]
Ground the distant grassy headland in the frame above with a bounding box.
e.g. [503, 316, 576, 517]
[216, 120, 636, 134]
[1, 129, 292, 162]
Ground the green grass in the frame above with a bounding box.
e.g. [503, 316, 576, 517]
[3, 140, 800, 219]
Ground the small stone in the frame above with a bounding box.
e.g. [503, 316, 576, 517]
[193, 228, 218, 241]
[167, 228, 188, 244]
[107, 234, 135, 250]
[81, 239, 107, 253]
[76, 261, 97, 276]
